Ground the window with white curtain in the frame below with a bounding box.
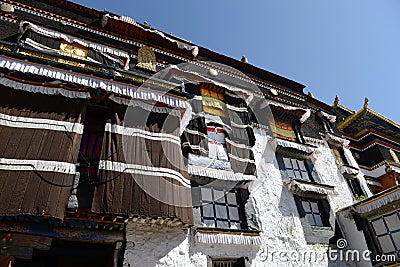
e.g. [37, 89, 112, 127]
[207, 125, 229, 161]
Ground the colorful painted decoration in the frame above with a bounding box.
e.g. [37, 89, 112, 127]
[270, 120, 297, 142]
[58, 40, 89, 67]
[136, 45, 157, 71]
[200, 87, 227, 117]
[59, 40, 89, 60]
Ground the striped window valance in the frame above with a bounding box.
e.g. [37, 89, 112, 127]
[270, 119, 297, 142]
[200, 86, 227, 117]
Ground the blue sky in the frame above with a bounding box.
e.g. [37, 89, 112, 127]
[75, 0, 400, 122]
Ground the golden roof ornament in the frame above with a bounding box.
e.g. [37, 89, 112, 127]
[307, 91, 314, 98]
[333, 95, 339, 106]
[136, 46, 157, 72]
[385, 163, 394, 173]
[241, 56, 248, 63]
[364, 97, 369, 109]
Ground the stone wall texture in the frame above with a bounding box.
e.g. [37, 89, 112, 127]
[123, 128, 368, 267]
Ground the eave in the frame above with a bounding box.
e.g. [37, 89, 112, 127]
[367, 108, 400, 130]
[10, 0, 309, 96]
[343, 130, 400, 148]
[198, 47, 306, 94]
[338, 103, 400, 132]
[333, 103, 355, 115]
[337, 107, 366, 131]
[352, 184, 400, 216]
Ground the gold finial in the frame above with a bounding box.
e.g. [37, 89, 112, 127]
[241, 56, 248, 63]
[364, 97, 369, 109]
[334, 95, 339, 106]
[385, 163, 393, 173]
[307, 91, 314, 98]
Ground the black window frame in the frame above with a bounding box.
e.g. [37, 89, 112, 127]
[369, 211, 400, 259]
[331, 145, 349, 166]
[323, 120, 334, 133]
[212, 257, 246, 267]
[76, 104, 109, 210]
[294, 196, 330, 228]
[277, 154, 313, 182]
[345, 177, 365, 199]
[197, 186, 246, 230]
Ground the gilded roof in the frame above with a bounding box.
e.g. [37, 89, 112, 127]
[336, 98, 400, 131]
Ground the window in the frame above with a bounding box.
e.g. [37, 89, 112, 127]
[331, 146, 349, 166]
[207, 125, 229, 161]
[278, 155, 312, 182]
[370, 211, 400, 258]
[294, 196, 333, 244]
[295, 197, 330, 227]
[323, 121, 334, 133]
[198, 186, 244, 230]
[76, 106, 108, 209]
[346, 177, 365, 199]
[212, 258, 246, 267]
[76, 131, 103, 208]
[302, 199, 326, 227]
